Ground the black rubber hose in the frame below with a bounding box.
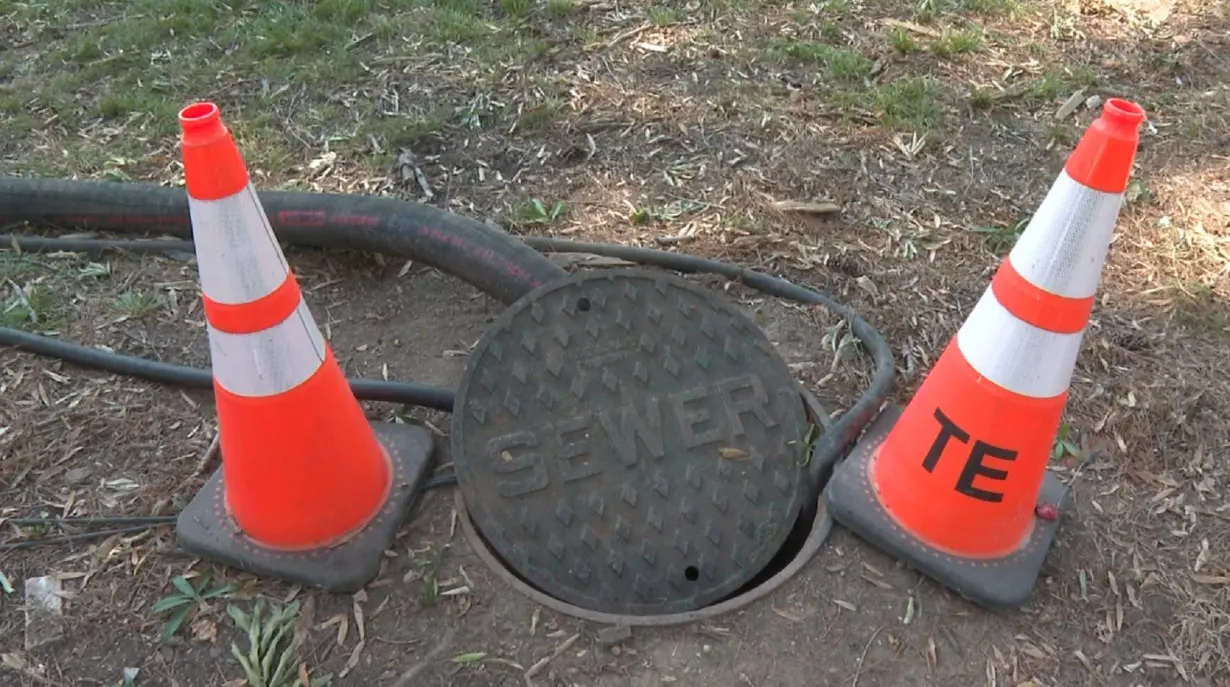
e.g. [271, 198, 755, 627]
[0, 177, 566, 306]
[0, 326, 456, 410]
[1, 234, 895, 486]
[0, 471, 464, 553]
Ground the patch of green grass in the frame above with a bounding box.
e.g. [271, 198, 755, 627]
[888, 27, 921, 54]
[1, 281, 70, 332]
[361, 106, 456, 150]
[915, 0, 1016, 21]
[959, 0, 1017, 11]
[822, 75, 944, 131]
[569, 22, 600, 45]
[228, 598, 332, 687]
[0, 94, 24, 115]
[931, 26, 984, 58]
[790, 9, 843, 40]
[498, 0, 532, 18]
[430, 2, 498, 44]
[455, 92, 508, 130]
[150, 572, 236, 643]
[969, 86, 996, 110]
[0, 111, 39, 144]
[0, 252, 45, 282]
[818, 0, 856, 17]
[969, 217, 1028, 255]
[410, 547, 446, 607]
[546, 0, 574, 16]
[647, 5, 684, 25]
[873, 77, 943, 131]
[1179, 119, 1203, 140]
[361, 105, 457, 150]
[362, 80, 558, 149]
[767, 39, 873, 81]
[112, 290, 162, 319]
[1030, 67, 1100, 101]
[513, 198, 568, 226]
[1030, 73, 1067, 101]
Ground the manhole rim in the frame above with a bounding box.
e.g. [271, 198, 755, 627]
[454, 485, 833, 627]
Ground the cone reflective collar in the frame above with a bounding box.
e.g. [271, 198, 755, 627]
[827, 98, 1146, 610]
[174, 102, 436, 592]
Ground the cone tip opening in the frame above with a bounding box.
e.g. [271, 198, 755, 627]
[179, 102, 222, 136]
[1102, 98, 1146, 132]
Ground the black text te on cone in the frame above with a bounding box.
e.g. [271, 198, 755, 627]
[173, 101, 438, 593]
[826, 98, 1147, 610]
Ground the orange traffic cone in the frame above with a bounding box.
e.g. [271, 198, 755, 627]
[827, 98, 1146, 609]
[173, 102, 436, 591]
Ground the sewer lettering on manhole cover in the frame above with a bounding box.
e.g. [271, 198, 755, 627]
[452, 269, 809, 615]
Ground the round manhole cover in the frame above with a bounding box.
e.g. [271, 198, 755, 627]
[452, 269, 809, 615]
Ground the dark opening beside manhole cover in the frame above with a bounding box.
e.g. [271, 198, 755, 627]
[451, 269, 810, 615]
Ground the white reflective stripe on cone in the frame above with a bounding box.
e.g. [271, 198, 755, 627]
[955, 288, 1084, 399]
[1007, 171, 1123, 299]
[189, 183, 291, 306]
[208, 300, 328, 397]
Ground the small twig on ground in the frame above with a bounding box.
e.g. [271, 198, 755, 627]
[879, 18, 942, 37]
[771, 199, 842, 216]
[1196, 40, 1228, 67]
[524, 632, 580, 684]
[852, 626, 885, 687]
[188, 433, 221, 482]
[596, 23, 653, 50]
[150, 432, 220, 517]
[391, 627, 456, 687]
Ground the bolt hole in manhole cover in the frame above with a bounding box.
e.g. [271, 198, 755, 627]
[452, 269, 813, 616]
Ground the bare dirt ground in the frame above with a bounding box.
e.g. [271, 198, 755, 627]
[2, 0, 1229, 685]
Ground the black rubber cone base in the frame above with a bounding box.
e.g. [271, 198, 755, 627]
[176, 422, 435, 593]
[826, 405, 1070, 611]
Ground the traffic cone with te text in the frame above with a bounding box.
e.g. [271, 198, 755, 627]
[826, 98, 1147, 609]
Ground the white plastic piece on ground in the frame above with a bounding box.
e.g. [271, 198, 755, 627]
[23, 576, 64, 650]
